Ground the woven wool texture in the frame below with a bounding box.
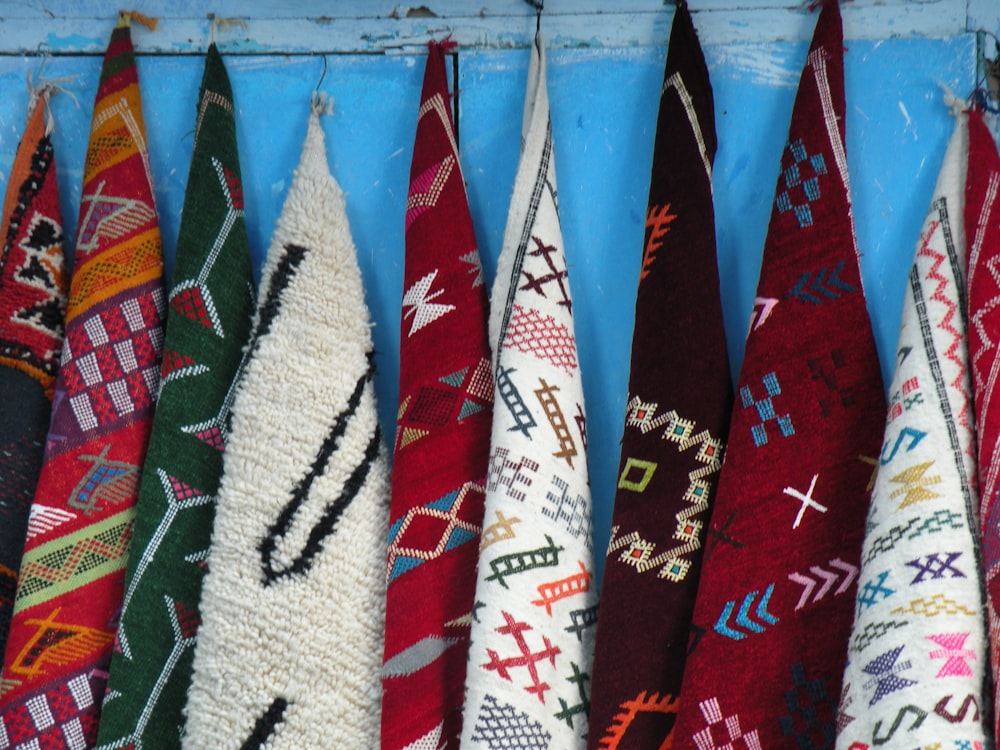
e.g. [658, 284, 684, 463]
[181, 96, 390, 750]
[587, 4, 733, 747]
[95, 44, 256, 750]
[967, 106, 1000, 743]
[381, 40, 492, 750]
[0, 94, 68, 657]
[670, 2, 887, 746]
[460, 30, 597, 750]
[0, 15, 165, 749]
[836, 111, 991, 748]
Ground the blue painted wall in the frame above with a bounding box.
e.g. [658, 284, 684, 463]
[0, 6, 984, 581]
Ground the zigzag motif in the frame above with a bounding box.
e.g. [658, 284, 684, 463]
[16, 510, 135, 606]
[610, 401, 724, 582]
[917, 222, 973, 437]
[970, 171, 1000, 512]
[596, 691, 677, 749]
[66, 237, 162, 312]
[850, 620, 907, 652]
[863, 509, 964, 565]
[970, 172, 1000, 372]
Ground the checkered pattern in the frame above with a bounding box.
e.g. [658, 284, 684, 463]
[61, 288, 165, 432]
[0, 19, 165, 742]
[776, 138, 828, 229]
[408, 386, 457, 426]
[692, 698, 762, 750]
[0, 672, 101, 749]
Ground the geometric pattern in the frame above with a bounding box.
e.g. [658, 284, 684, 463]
[5, 608, 115, 681]
[0, 670, 102, 749]
[617, 457, 657, 492]
[520, 236, 572, 314]
[739, 371, 794, 448]
[405, 157, 455, 231]
[113, 470, 211, 661]
[92, 42, 254, 750]
[926, 632, 976, 678]
[692, 696, 761, 750]
[594, 691, 678, 749]
[66, 445, 141, 516]
[402, 268, 455, 337]
[888, 460, 942, 509]
[671, 5, 887, 747]
[168, 285, 220, 335]
[382, 38, 492, 750]
[0, 92, 68, 664]
[396, 356, 493, 452]
[609, 400, 725, 583]
[76, 183, 156, 256]
[777, 662, 835, 746]
[0, 18, 164, 750]
[504, 304, 578, 375]
[60, 288, 165, 434]
[640, 204, 677, 281]
[14, 510, 134, 611]
[463, 30, 594, 750]
[481, 611, 561, 704]
[470, 694, 552, 750]
[861, 645, 916, 706]
[166, 156, 242, 340]
[386, 481, 484, 584]
[775, 137, 827, 229]
[0, 103, 67, 390]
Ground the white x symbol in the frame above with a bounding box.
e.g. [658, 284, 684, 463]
[782, 473, 827, 529]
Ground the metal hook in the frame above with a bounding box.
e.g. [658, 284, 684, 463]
[524, 0, 542, 32]
[315, 54, 328, 93]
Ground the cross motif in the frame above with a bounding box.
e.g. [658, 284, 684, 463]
[482, 610, 561, 703]
[857, 570, 894, 610]
[704, 509, 744, 560]
[520, 235, 572, 312]
[782, 473, 828, 529]
[905, 551, 965, 584]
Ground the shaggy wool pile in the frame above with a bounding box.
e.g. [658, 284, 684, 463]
[181, 94, 390, 749]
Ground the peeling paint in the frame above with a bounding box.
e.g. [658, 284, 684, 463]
[44, 31, 101, 51]
[898, 100, 912, 128]
[708, 44, 800, 88]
